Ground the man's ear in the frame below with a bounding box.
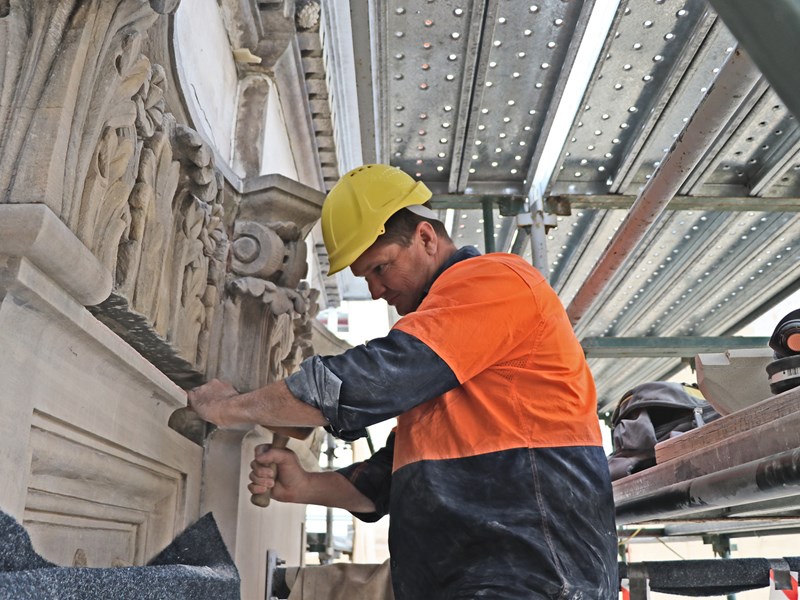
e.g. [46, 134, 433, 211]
[416, 221, 438, 255]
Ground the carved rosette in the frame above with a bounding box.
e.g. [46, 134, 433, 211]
[230, 220, 308, 289]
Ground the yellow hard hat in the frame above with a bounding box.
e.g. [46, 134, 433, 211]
[322, 164, 432, 275]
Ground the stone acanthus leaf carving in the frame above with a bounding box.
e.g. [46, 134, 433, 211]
[83, 38, 227, 376]
[115, 128, 179, 315]
[0, 1, 179, 215]
[75, 32, 153, 274]
[76, 34, 228, 375]
[227, 277, 319, 379]
[169, 125, 228, 370]
[230, 278, 303, 316]
[285, 281, 319, 375]
[135, 63, 167, 139]
[0, 1, 183, 275]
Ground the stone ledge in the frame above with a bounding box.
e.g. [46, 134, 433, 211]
[0, 204, 111, 306]
[0, 256, 188, 414]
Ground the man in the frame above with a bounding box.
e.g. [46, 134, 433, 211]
[189, 164, 618, 599]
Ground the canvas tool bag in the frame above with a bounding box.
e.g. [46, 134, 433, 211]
[607, 382, 720, 481]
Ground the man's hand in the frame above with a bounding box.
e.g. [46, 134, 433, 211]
[249, 443, 379, 513]
[248, 444, 310, 503]
[186, 378, 240, 427]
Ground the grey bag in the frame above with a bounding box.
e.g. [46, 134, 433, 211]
[607, 382, 720, 481]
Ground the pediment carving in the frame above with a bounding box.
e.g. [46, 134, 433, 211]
[3, 0, 325, 420]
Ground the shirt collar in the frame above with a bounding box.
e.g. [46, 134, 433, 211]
[421, 246, 482, 298]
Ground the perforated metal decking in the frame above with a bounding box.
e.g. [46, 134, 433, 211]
[327, 0, 800, 412]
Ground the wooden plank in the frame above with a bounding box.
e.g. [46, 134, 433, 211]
[615, 414, 800, 503]
[614, 387, 800, 503]
[655, 386, 800, 464]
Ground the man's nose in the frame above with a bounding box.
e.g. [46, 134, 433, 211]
[366, 277, 384, 300]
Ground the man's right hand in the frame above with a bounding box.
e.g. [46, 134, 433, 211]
[248, 443, 309, 503]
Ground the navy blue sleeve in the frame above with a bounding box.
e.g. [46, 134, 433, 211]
[285, 329, 458, 438]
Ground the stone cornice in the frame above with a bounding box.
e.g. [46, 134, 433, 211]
[238, 173, 325, 236]
[0, 204, 112, 306]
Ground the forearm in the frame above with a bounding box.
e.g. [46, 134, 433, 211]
[291, 471, 377, 514]
[221, 381, 329, 429]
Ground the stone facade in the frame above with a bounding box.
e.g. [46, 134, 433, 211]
[0, 1, 341, 598]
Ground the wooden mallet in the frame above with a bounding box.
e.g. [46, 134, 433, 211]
[250, 427, 314, 507]
[251, 433, 290, 507]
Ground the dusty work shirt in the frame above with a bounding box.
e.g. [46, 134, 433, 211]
[286, 247, 618, 599]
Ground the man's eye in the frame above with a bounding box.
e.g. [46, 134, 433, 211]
[375, 264, 386, 274]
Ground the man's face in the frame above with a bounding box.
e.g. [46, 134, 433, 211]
[350, 226, 435, 315]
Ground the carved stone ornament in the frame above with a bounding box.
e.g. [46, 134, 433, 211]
[2, 0, 323, 398]
[0, 0, 180, 213]
[83, 54, 228, 387]
[296, 1, 320, 31]
[231, 220, 308, 289]
[217, 278, 319, 389]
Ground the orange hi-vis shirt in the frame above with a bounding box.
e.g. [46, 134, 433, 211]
[391, 252, 601, 472]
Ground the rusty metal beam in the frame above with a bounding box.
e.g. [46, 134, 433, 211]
[549, 194, 800, 212]
[565, 47, 763, 325]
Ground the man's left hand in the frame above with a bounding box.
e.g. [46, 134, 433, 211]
[187, 378, 240, 427]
